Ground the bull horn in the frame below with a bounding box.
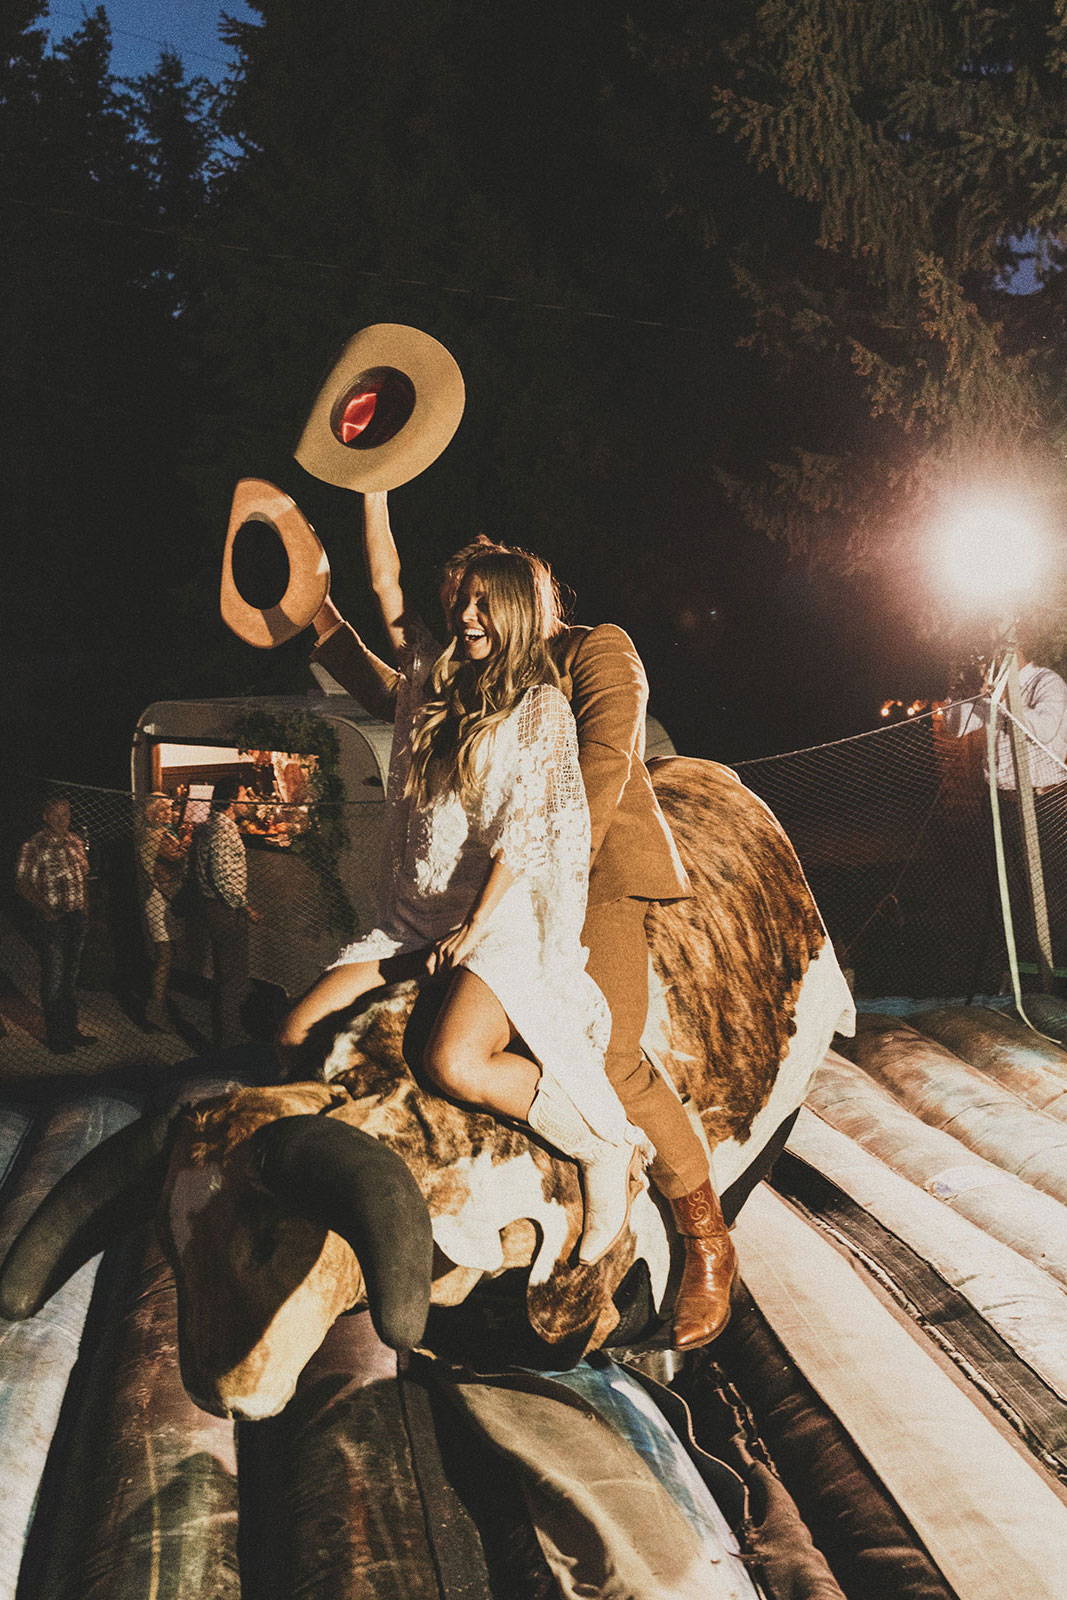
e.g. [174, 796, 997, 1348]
[249, 1114, 433, 1352]
[0, 1111, 175, 1321]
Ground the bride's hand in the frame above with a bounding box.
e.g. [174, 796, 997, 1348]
[427, 920, 481, 974]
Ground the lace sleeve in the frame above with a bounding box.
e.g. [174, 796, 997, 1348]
[491, 684, 589, 881]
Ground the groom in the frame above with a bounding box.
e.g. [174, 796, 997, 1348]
[305, 492, 736, 1350]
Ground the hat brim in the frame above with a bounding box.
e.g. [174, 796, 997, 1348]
[294, 324, 465, 492]
[220, 479, 330, 649]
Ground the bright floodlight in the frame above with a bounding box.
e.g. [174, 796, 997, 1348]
[934, 492, 1047, 612]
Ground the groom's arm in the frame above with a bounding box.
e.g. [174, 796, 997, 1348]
[568, 623, 647, 866]
[310, 599, 400, 722]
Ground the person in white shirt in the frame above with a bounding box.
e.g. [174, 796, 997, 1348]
[944, 637, 1067, 792]
[944, 631, 1067, 968]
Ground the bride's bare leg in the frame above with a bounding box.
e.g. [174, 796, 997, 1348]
[277, 960, 386, 1056]
[278, 949, 429, 1060]
[422, 970, 540, 1120]
[424, 970, 638, 1264]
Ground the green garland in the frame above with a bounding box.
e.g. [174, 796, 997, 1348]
[231, 707, 357, 937]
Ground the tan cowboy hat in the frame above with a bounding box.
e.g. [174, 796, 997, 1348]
[294, 324, 465, 492]
[220, 478, 330, 649]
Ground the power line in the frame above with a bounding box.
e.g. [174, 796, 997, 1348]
[28, 16, 713, 335]
[44, 5, 240, 74]
[6, 195, 711, 336]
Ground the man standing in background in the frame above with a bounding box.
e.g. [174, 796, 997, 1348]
[16, 797, 95, 1054]
[192, 776, 261, 1047]
[944, 631, 1067, 788]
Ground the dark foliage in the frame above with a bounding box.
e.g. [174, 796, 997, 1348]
[8, 1, 1063, 783]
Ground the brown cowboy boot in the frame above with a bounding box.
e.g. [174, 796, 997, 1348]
[669, 1179, 738, 1349]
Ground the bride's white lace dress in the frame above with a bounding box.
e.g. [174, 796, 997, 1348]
[329, 630, 633, 1143]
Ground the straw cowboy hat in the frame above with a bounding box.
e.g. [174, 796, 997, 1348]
[294, 323, 465, 492]
[220, 479, 330, 649]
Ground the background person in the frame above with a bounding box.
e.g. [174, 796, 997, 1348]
[16, 796, 95, 1053]
[136, 792, 189, 1030]
[192, 776, 261, 1047]
[305, 491, 737, 1348]
[944, 630, 1067, 972]
[944, 631, 1067, 786]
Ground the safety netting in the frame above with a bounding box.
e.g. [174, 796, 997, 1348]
[734, 699, 1067, 1003]
[2, 697, 1065, 1078]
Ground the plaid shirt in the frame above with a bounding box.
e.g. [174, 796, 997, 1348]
[193, 811, 248, 909]
[17, 829, 89, 914]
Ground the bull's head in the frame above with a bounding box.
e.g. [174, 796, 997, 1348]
[0, 1078, 439, 1420]
[160, 1081, 440, 1417]
[0, 1016, 673, 1419]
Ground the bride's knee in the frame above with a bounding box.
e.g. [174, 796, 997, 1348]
[423, 1039, 485, 1104]
[276, 992, 320, 1051]
[276, 1013, 307, 1051]
[276, 962, 378, 1050]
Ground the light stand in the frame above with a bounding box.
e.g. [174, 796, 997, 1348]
[934, 486, 1055, 997]
[993, 624, 1055, 991]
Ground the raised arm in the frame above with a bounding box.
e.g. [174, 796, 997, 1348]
[305, 494, 402, 720]
[362, 490, 409, 658]
[306, 490, 434, 721]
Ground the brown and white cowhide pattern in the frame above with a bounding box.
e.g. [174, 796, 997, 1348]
[306, 756, 853, 1342]
[159, 1056, 670, 1420]
[644, 758, 854, 1192]
[317, 988, 671, 1348]
[157, 756, 852, 1414]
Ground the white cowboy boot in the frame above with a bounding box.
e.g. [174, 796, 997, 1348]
[528, 1077, 646, 1265]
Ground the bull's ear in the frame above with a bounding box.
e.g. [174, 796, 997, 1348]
[0, 1112, 175, 1321]
[250, 1114, 433, 1351]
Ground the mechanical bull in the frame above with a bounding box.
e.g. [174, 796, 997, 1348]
[0, 759, 854, 1420]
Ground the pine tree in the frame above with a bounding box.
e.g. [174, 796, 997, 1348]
[124, 52, 215, 263]
[636, 1, 1067, 585]
[0, 9, 225, 778]
[189, 0, 747, 670]
[2, 7, 146, 641]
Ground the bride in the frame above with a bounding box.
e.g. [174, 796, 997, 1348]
[277, 541, 648, 1263]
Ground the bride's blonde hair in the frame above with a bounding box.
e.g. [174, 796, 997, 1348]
[407, 547, 562, 805]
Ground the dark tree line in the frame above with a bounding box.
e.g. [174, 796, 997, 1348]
[3, 0, 1065, 784]
[2, 4, 219, 779]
